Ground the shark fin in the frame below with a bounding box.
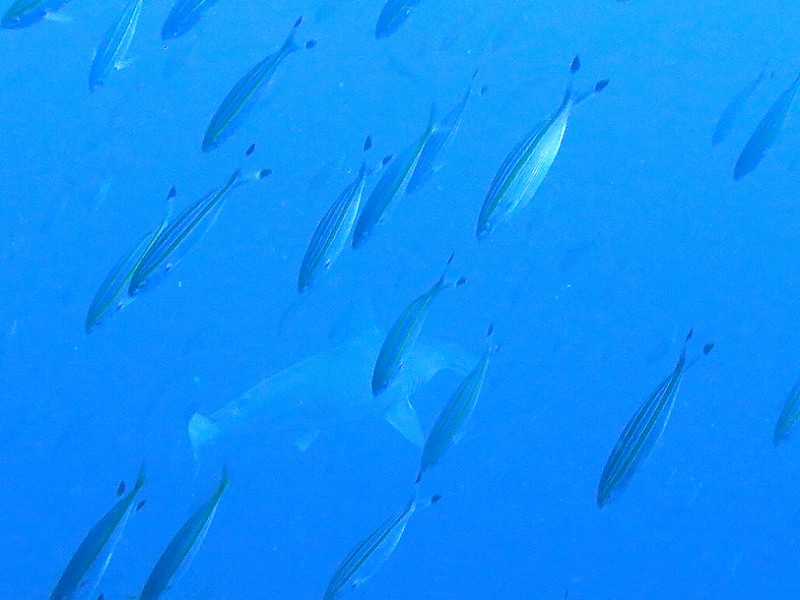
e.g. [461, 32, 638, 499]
[188, 413, 219, 457]
[384, 396, 424, 446]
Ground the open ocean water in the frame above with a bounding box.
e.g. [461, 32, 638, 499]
[2, 0, 800, 598]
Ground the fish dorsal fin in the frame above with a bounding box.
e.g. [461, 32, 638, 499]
[384, 396, 424, 447]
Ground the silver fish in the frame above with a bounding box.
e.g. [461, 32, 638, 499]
[374, 0, 420, 39]
[88, 0, 143, 92]
[372, 253, 465, 396]
[734, 70, 800, 180]
[50, 466, 146, 600]
[476, 56, 608, 239]
[161, 0, 220, 40]
[417, 325, 497, 481]
[712, 67, 770, 147]
[1, 0, 69, 28]
[139, 467, 229, 600]
[202, 17, 315, 152]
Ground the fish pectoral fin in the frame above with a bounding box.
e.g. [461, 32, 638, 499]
[384, 396, 424, 447]
[294, 430, 320, 452]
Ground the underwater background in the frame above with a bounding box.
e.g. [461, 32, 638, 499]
[2, 0, 800, 598]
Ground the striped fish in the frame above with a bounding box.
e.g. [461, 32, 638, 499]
[774, 378, 800, 446]
[374, 0, 420, 39]
[372, 253, 465, 396]
[1, 0, 70, 28]
[406, 71, 481, 194]
[323, 492, 438, 600]
[476, 56, 608, 239]
[352, 105, 436, 249]
[733, 69, 800, 180]
[202, 17, 315, 152]
[85, 188, 174, 333]
[138, 467, 230, 600]
[712, 67, 770, 147]
[597, 332, 713, 508]
[88, 0, 143, 92]
[128, 167, 270, 295]
[161, 0, 219, 39]
[298, 136, 373, 293]
[50, 465, 146, 600]
[417, 325, 498, 481]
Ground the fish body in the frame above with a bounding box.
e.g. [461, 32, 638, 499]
[202, 17, 312, 152]
[188, 325, 476, 455]
[139, 468, 229, 600]
[352, 106, 436, 248]
[596, 352, 687, 508]
[88, 0, 143, 92]
[734, 70, 800, 180]
[128, 168, 265, 295]
[374, 0, 420, 39]
[418, 327, 496, 479]
[50, 466, 146, 600]
[372, 260, 464, 396]
[323, 495, 417, 600]
[712, 68, 769, 146]
[1, 0, 69, 28]
[476, 57, 607, 239]
[406, 73, 477, 194]
[161, 0, 219, 39]
[774, 378, 800, 446]
[298, 163, 367, 293]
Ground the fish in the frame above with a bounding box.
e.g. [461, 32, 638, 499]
[202, 17, 316, 152]
[188, 319, 476, 455]
[374, 0, 420, 39]
[128, 167, 270, 296]
[596, 331, 713, 508]
[733, 69, 800, 180]
[476, 56, 609, 239]
[50, 465, 146, 600]
[85, 187, 175, 333]
[372, 253, 466, 397]
[161, 0, 219, 40]
[138, 467, 230, 600]
[323, 491, 439, 600]
[352, 105, 437, 248]
[406, 71, 482, 194]
[417, 325, 498, 481]
[298, 136, 373, 293]
[88, 0, 143, 92]
[1, 0, 70, 29]
[712, 67, 771, 146]
[773, 378, 800, 446]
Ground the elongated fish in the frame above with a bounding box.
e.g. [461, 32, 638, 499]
[85, 188, 175, 333]
[88, 0, 143, 92]
[417, 325, 497, 481]
[352, 105, 437, 248]
[774, 378, 800, 446]
[161, 0, 219, 39]
[597, 332, 713, 508]
[188, 321, 476, 455]
[202, 17, 315, 152]
[372, 253, 466, 396]
[476, 56, 609, 239]
[1, 0, 70, 28]
[406, 71, 482, 194]
[734, 69, 800, 180]
[712, 68, 770, 147]
[323, 492, 438, 600]
[139, 467, 229, 600]
[50, 466, 146, 600]
[298, 136, 373, 293]
[374, 0, 420, 39]
[128, 167, 270, 295]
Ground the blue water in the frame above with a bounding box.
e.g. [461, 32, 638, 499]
[3, 0, 800, 598]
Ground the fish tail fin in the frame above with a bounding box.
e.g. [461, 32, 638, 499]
[573, 78, 610, 107]
[563, 54, 581, 101]
[189, 413, 219, 457]
[283, 16, 317, 53]
[133, 461, 147, 492]
[485, 323, 500, 355]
